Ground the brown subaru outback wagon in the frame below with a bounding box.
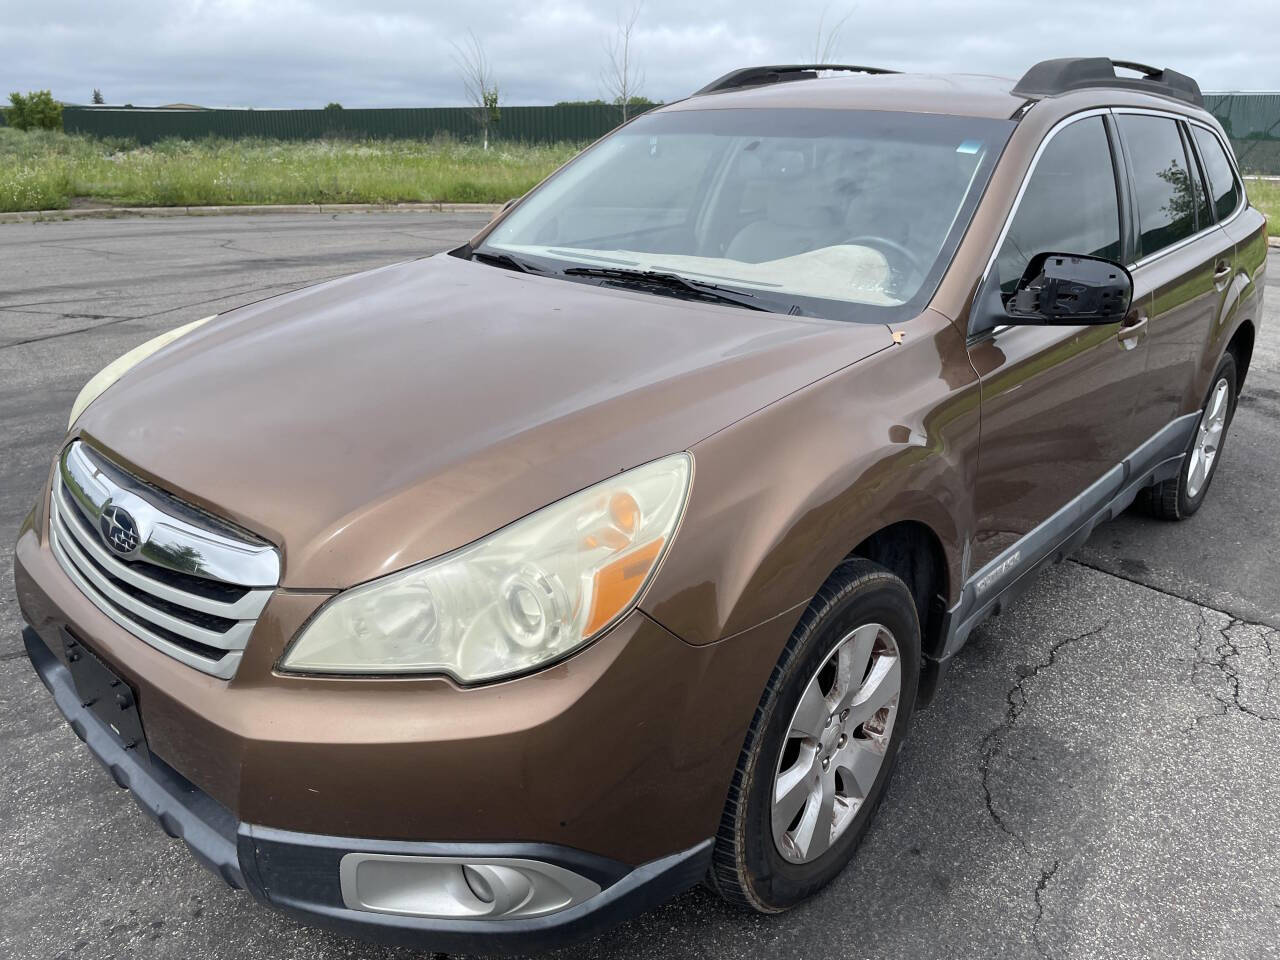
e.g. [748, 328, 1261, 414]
[14, 58, 1267, 951]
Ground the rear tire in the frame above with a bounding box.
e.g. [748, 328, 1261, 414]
[1147, 353, 1237, 521]
[707, 558, 920, 912]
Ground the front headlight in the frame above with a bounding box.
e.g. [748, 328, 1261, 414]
[281, 454, 691, 682]
[68, 315, 217, 428]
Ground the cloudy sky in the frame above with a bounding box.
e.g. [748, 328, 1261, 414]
[2, 0, 1275, 108]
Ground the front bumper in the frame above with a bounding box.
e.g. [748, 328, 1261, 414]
[15, 520, 790, 866]
[15, 506, 798, 949]
[22, 626, 711, 952]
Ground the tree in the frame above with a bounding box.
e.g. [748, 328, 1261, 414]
[324, 102, 343, 111]
[452, 30, 500, 150]
[92, 88, 104, 105]
[601, 2, 645, 122]
[3, 91, 63, 131]
[810, 3, 855, 64]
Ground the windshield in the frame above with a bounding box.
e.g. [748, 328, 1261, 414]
[479, 108, 1013, 322]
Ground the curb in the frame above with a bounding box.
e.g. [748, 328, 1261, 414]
[1271, 236, 1280, 249]
[0, 201, 504, 224]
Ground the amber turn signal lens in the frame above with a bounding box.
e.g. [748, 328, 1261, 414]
[585, 537, 665, 636]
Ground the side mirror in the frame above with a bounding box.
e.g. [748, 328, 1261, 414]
[1005, 252, 1132, 325]
[489, 197, 518, 224]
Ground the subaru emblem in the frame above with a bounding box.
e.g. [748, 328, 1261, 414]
[99, 502, 141, 556]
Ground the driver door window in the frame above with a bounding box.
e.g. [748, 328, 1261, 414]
[993, 116, 1122, 293]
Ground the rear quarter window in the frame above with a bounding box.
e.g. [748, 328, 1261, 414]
[1118, 114, 1199, 258]
[1190, 125, 1242, 222]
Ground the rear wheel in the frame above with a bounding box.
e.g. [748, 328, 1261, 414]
[708, 559, 920, 912]
[1148, 353, 1237, 520]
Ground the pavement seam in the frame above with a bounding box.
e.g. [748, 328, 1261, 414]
[1069, 557, 1279, 630]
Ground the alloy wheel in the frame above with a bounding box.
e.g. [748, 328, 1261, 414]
[771, 622, 902, 864]
[1187, 377, 1230, 500]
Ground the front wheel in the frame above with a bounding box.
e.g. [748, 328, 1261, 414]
[708, 559, 920, 912]
[1148, 353, 1237, 520]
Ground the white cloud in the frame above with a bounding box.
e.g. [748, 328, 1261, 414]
[0, 0, 1273, 108]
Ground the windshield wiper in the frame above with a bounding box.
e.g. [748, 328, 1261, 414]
[471, 250, 543, 274]
[561, 266, 771, 312]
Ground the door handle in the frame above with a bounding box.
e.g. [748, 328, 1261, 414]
[1117, 312, 1148, 350]
[1213, 260, 1232, 289]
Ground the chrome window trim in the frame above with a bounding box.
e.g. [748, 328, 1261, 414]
[974, 103, 1247, 337]
[1180, 115, 1250, 225]
[977, 107, 1113, 290]
[1098, 108, 1243, 268]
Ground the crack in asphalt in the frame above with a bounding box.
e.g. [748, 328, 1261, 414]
[1189, 611, 1280, 730]
[0, 273, 347, 351]
[975, 621, 1108, 957]
[978, 622, 1108, 849]
[980, 565, 1279, 955]
[0, 307, 132, 320]
[1032, 858, 1061, 958]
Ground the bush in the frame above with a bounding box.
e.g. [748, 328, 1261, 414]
[4, 90, 63, 131]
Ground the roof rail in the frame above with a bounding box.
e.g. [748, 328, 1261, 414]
[1012, 57, 1203, 107]
[694, 64, 899, 97]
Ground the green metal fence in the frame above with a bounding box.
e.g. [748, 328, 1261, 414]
[58, 104, 645, 146]
[26, 95, 1280, 173]
[1204, 93, 1280, 175]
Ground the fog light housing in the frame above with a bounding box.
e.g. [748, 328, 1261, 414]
[338, 853, 602, 920]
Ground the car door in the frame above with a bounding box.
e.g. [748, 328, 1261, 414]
[1114, 111, 1236, 443]
[966, 112, 1151, 573]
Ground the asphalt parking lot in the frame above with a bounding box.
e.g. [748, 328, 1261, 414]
[1, 213, 1277, 960]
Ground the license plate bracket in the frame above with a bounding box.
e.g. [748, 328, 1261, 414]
[61, 629, 149, 760]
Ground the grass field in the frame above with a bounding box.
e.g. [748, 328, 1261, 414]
[0, 128, 578, 212]
[1247, 178, 1279, 237]
[2, 127, 1278, 237]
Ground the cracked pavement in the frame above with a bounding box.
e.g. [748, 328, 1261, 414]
[1, 217, 1277, 960]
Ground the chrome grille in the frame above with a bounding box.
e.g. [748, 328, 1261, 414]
[49, 441, 280, 679]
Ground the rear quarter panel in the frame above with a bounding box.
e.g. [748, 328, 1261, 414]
[642, 309, 979, 647]
[1222, 204, 1269, 379]
[1184, 204, 1268, 409]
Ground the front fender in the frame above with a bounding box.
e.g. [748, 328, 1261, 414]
[642, 310, 980, 647]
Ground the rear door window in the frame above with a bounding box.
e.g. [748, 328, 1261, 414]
[1190, 126, 1242, 222]
[993, 115, 1122, 293]
[1117, 114, 1199, 257]
[1181, 124, 1213, 229]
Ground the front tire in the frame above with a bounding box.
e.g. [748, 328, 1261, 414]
[708, 559, 920, 912]
[1148, 353, 1237, 521]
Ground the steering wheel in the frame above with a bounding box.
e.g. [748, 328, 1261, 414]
[843, 235, 925, 294]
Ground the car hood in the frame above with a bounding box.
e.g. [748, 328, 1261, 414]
[75, 254, 893, 588]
